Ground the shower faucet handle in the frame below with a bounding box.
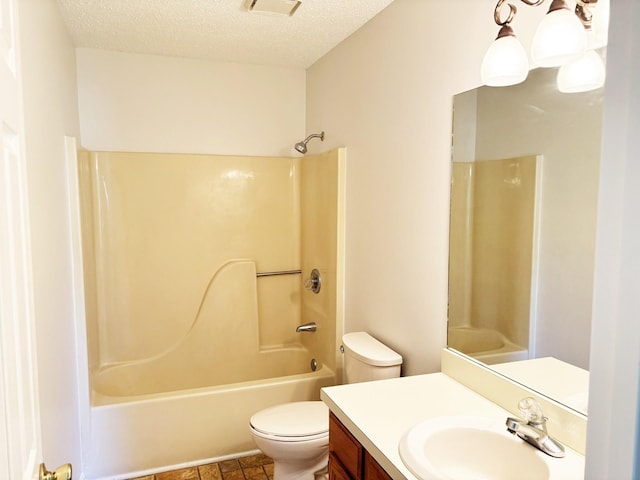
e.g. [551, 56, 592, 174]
[304, 268, 322, 294]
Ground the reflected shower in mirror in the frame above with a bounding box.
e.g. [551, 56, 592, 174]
[448, 60, 604, 415]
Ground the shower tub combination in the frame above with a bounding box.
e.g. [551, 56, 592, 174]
[89, 362, 336, 479]
[79, 150, 345, 479]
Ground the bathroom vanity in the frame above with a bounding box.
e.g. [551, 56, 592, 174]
[321, 349, 586, 480]
[329, 412, 392, 480]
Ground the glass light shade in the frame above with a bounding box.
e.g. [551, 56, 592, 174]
[532, 8, 587, 67]
[557, 50, 606, 93]
[481, 35, 529, 87]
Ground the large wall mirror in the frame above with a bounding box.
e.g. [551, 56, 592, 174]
[448, 59, 604, 416]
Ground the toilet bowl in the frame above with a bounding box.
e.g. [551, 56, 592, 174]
[249, 332, 402, 480]
[249, 401, 329, 480]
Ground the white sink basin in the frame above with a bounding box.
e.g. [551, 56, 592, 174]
[399, 416, 582, 480]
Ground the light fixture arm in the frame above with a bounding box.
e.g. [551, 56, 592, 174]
[494, 0, 516, 26]
[493, 0, 545, 27]
[492, 0, 597, 29]
[519, 0, 546, 6]
[575, 0, 598, 30]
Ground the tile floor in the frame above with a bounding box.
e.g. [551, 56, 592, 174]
[128, 453, 274, 480]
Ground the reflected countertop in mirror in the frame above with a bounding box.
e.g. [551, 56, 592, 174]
[447, 57, 605, 416]
[492, 357, 590, 414]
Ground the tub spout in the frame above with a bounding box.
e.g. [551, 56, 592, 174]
[296, 322, 317, 333]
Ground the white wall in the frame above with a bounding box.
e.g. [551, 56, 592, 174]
[306, 0, 640, 475]
[76, 49, 306, 157]
[306, 0, 546, 375]
[586, 1, 640, 477]
[25, 0, 639, 476]
[17, 0, 83, 472]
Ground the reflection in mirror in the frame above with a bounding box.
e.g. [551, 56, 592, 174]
[448, 59, 604, 415]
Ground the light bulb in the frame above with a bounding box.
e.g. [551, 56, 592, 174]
[557, 49, 605, 93]
[532, 4, 587, 67]
[481, 30, 529, 87]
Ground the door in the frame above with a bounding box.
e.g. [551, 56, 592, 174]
[0, 0, 43, 477]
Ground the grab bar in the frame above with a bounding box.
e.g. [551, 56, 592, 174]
[256, 269, 302, 278]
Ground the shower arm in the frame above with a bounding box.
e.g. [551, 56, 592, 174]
[302, 132, 324, 144]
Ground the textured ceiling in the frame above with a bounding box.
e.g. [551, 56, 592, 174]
[56, 0, 396, 68]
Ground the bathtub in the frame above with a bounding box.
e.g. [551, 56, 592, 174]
[87, 365, 336, 479]
[84, 261, 338, 478]
[447, 326, 529, 365]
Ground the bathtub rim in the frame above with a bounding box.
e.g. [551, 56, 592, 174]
[447, 325, 529, 366]
[91, 364, 336, 407]
[87, 362, 337, 479]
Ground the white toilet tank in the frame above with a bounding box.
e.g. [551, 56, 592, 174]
[342, 332, 402, 384]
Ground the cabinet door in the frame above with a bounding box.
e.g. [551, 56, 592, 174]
[329, 452, 354, 480]
[364, 451, 393, 480]
[329, 413, 363, 478]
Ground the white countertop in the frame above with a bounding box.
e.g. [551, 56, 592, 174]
[321, 372, 585, 480]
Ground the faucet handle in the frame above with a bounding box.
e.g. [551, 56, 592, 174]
[518, 397, 546, 425]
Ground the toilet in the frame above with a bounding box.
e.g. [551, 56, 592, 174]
[249, 332, 402, 480]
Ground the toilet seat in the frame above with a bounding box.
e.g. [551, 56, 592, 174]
[250, 401, 329, 442]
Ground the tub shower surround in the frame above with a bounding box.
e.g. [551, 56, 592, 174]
[78, 149, 345, 478]
[448, 155, 540, 361]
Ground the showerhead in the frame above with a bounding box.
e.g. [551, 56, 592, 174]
[294, 131, 325, 154]
[294, 141, 308, 154]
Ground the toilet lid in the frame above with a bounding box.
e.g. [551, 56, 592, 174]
[250, 401, 329, 438]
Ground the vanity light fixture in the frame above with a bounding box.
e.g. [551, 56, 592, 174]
[481, 0, 604, 90]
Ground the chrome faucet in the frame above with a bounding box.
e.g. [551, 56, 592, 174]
[295, 322, 317, 333]
[506, 397, 565, 458]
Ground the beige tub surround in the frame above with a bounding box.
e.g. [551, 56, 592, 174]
[80, 152, 305, 368]
[447, 326, 529, 365]
[79, 149, 346, 395]
[448, 155, 541, 361]
[78, 148, 346, 478]
[321, 349, 586, 479]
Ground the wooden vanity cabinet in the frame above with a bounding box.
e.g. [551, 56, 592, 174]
[328, 412, 393, 480]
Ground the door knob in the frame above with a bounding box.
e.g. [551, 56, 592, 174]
[39, 463, 72, 480]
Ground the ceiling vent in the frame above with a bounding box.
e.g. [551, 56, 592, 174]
[245, 0, 302, 16]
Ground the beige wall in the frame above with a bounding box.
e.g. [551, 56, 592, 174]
[75, 48, 306, 157]
[17, 0, 83, 471]
[306, 0, 546, 375]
